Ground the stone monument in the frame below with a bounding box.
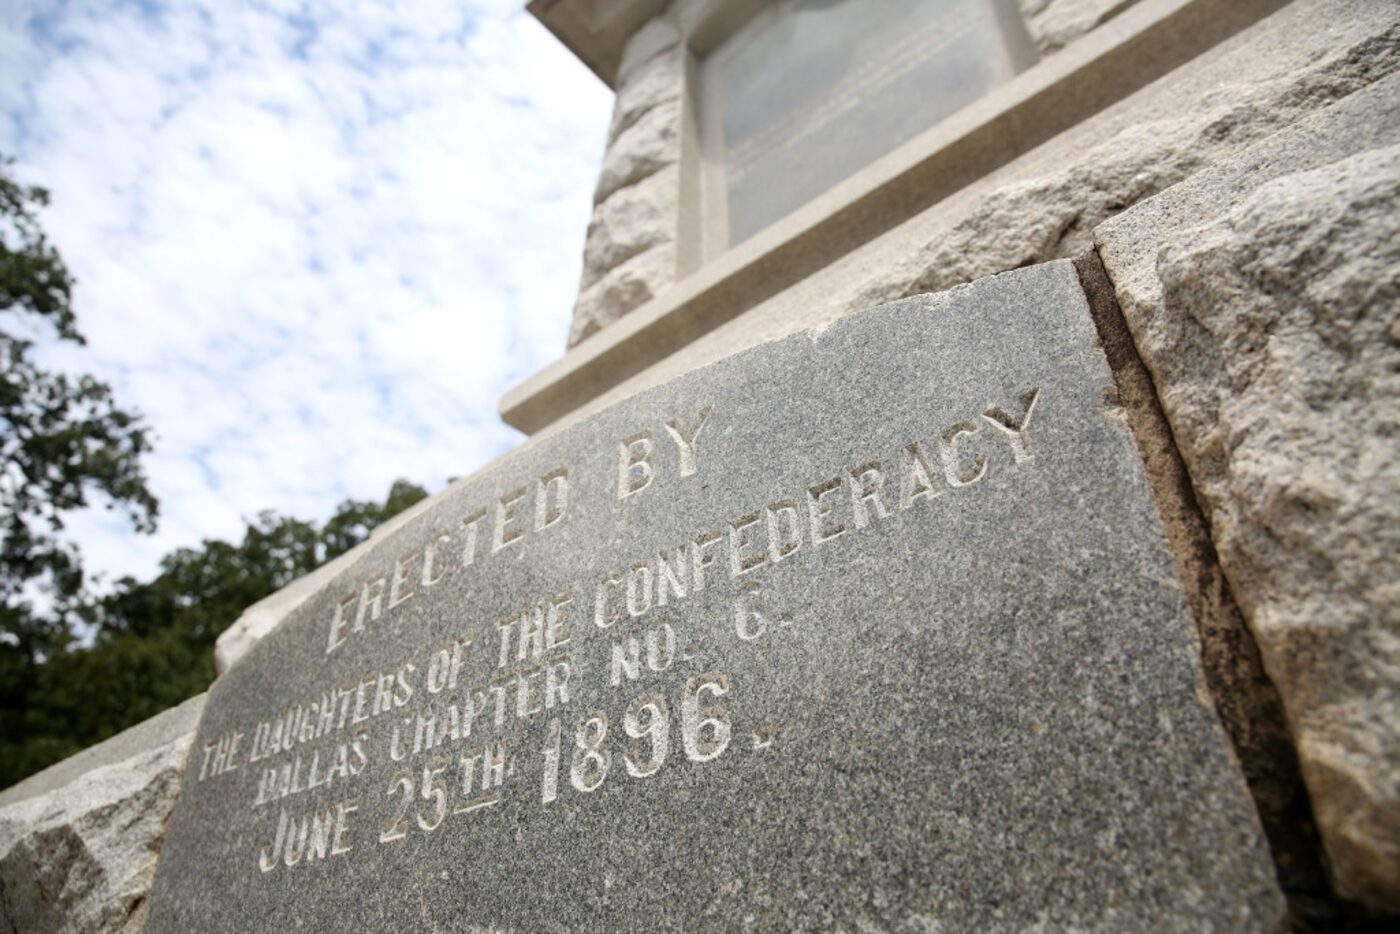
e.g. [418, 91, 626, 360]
[143, 262, 1281, 928]
[3, 0, 1397, 928]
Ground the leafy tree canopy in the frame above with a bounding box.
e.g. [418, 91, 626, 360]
[4, 473, 428, 788]
[2, 152, 160, 787]
[0, 151, 430, 789]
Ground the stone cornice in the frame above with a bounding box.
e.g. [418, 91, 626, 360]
[527, 0, 668, 87]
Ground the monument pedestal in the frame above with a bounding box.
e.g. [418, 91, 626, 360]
[144, 262, 1283, 930]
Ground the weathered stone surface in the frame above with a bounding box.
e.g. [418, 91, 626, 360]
[607, 37, 679, 142]
[557, 0, 1397, 376]
[0, 695, 204, 931]
[570, 26, 683, 346]
[593, 95, 680, 206]
[570, 239, 677, 347]
[147, 263, 1282, 930]
[582, 163, 678, 285]
[595, 28, 683, 206]
[848, 0, 1399, 316]
[1018, 0, 1142, 54]
[1095, 76, 1400, 911]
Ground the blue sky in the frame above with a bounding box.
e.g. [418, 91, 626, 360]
[0, 0, 612, 585]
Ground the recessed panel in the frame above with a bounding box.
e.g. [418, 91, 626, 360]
[701, 0, 1036, 247]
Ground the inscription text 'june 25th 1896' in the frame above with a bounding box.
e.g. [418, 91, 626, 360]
[191, 391, 1040, 873]
[146, 265, 1286, 930]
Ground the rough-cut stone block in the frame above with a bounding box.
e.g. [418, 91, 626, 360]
[607, 42, 681, 146]
[582, 163, 678, 286]
[1018, 0, 1142, 53]
[146, 263, 1281, 930]
[571, 239, 676, 345]
[1095, 75, 1400, 911]
[594, 95, 681, 204]
[0, 695, 205, 931]
[572, 31, 683, 345]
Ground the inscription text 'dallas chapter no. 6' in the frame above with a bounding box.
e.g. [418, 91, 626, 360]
[202, 386, 1036, 844]
[145, 262, 1284, 931]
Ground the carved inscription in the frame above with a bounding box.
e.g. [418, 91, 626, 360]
[325, 466, 571, 654]
[194, 393, 1042, 875]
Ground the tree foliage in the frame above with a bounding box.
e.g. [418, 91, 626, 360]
[1, 156, 159, 663]
[0, 152, 430, 788]
[2, 153, 161, 786]
[3, 475, 427, 788]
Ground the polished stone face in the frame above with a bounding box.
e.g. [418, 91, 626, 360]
[700, 0, 1035, 248]
[145, 261, 1282, 930]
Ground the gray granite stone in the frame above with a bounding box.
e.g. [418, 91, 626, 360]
[1095, 75, 1400, 911]
[146, 262, 1282, 930]
[0, 695, 204, 931]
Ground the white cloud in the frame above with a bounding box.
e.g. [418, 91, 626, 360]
[0, 0, 612, 586]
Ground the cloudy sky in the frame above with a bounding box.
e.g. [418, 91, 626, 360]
[0, 0, 612, 586]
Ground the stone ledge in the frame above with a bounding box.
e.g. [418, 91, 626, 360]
[0, 695, 205, 931]
[502, 0, 1288, 435]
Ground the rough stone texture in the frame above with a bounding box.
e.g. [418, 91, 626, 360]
[582, 163, 678, 278]
[550, 0, 1398, 432]
[571, 236, 679, 346]
[570, 18, 683, 347]
[565, 0, 1160, 346]
[1094, 76, 1400, 911]
[845, 1, 1399, 317]
[1073, 251, 1328, 927]
[0, 695, 205, 931]
[148, 263, 1281, 930]
[592, 98, 680, 207]
[1018, 0, 1142, 53]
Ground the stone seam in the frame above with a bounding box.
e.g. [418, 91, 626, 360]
[1072, 248, 1371, 929]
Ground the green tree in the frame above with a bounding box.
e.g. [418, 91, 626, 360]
[0, 151, 431, 789]
[320, 479, 428, 561]
[2, 480, 428, 788]
[1, 154, 158, 784]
